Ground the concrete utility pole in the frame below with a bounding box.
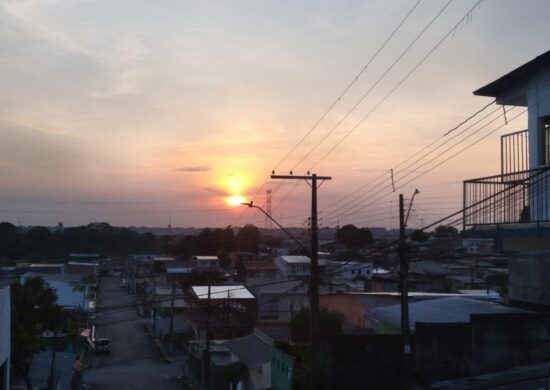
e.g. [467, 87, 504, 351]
[203, 283, 212, 389]
[271, 173, 331, 386]
[399, 189, 419, 388]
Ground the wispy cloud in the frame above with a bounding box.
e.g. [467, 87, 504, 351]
[174, 166, 211, 173]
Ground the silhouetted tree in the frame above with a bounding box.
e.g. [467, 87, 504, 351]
[410, 229, 429, 242]
[0, 222, 22, 260]
[236, 224, 260, 252]
[336, 224, 373, 248]
[11, 277, 63, 389]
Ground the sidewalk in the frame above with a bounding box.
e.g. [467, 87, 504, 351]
[144, 323, 187, 364]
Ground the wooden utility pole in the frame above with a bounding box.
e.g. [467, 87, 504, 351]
[271, 173, 331, 386]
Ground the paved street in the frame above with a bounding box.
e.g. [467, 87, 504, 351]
[84, 276, 186, 389]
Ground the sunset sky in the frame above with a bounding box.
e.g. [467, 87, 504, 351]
[1, 0, 549, 229]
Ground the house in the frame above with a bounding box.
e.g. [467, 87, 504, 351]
[463, 238, 495, 254]
[320, 291, 501, 329]
[227, 251, 257, 268]
[0, 286, 10, 390]
[271, 346, 295, 390]
[328, 261, 374, 281]
[28, 263, 64, 274]
[274, 255, 327, 278]
[249, 279, 309, 323]
[64, 261, 98, 276]
[221, 332, 273, 390]
[191, 255, 220, 271]
[21, 272, 96, 312]
[184, 285, 257, 340]
[464, 50, 550, 251]
[237, 260, 278, 283]
[365, 296, 528, 334]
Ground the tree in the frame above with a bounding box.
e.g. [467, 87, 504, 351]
[25, 226, 52, 257]
[236, 224, 260, 252]
[10, 277, 62, 390]
[410, 229, 429, 242]
[290, 308, 343, 345]
[0, 222, 22, 260]
[336, 224, 373, 248]
[486, 272, 509, 296]
[435, 225, 459, 235]
[290, 308, 342, 390]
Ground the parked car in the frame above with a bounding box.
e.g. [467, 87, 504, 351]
[94, 338, 111, 354]
[119, 279, 127, 288]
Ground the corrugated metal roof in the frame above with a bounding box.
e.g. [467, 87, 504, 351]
[191, 285, 255, 300]
[366, 296, 530, 331]
[223, 334, 272, 369]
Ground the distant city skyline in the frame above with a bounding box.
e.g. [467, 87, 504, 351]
[1, 0, 549, 228]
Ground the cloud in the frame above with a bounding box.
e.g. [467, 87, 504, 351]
[174, 166, 211, 173]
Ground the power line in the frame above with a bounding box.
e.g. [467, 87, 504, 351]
[308, 0, 486, 171]
[239, 0, 426, 228]
[324, 106, 509, 223]
[291, 0, 454, 172]
[271, 0, 424, 173]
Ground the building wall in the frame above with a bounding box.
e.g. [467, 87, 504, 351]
[271, 348, 294, 390]
[0, 286, 10, 390]
[509, 253, 550, 306]
[319, 295, 368, 328]
[527, 73, 550, 220]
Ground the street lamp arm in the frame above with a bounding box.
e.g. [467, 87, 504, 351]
[240, 202, 307, 251]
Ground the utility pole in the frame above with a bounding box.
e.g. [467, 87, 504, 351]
[399, 189, 419, 388]
[203, 282, 211, 389]
[170, 276, 176, 334]
[399, 194, 411, 387]
[265, 189, 273, 229]
[271, 173, 331, 387]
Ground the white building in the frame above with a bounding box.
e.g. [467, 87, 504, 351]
[331, 261, 374, 280]
[274, 255, 327, 278]
[191, 255, 220, 270]
[0, 286, 10, 390]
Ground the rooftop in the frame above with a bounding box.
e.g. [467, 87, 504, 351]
[67, 261, 98, 267]
[366, 296, 530, 331]
[191, 256, 220, 261]
[223, 334, 272, 369]
[474, 50, 550, 101]
[23, 272, 86, 284]
[278, 255, 311, 264]
[242, 260, 278, 271]
[191, 285, 255, 300]
[153, 256, 176, 262]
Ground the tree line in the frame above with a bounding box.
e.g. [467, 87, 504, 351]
[0, 221, 280, 263]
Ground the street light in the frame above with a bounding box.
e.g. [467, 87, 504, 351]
[240, 201, 307, 251]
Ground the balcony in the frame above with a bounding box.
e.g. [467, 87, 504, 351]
[463, 166, 550, 228]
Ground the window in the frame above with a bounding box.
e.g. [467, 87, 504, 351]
[544, 117, 550, 165]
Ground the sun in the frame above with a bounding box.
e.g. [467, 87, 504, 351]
[226, 195, 246, 206]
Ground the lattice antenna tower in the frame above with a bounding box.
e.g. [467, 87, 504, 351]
[265, 189, 273, 229]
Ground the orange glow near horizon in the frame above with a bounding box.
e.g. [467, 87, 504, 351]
[226, 195, 246, 206]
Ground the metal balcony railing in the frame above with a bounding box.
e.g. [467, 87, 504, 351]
[501, 129, 528, 176]
[463, 166, 550, 227]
